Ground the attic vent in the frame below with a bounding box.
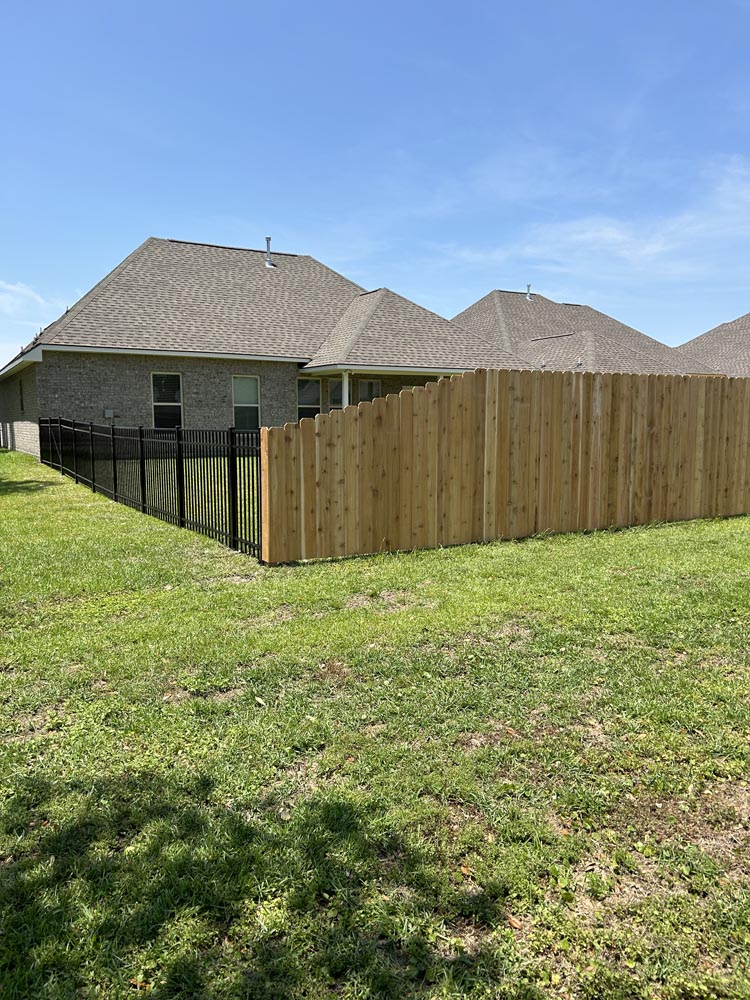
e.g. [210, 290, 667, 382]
[265, 236, 276, 269]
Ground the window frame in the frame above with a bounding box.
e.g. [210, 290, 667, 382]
[358, 378, 382, 404]
[232, 375, 261, 430]
[18, 378, 24, 414]
[151, 371, 183, 429]
[297, 377, 322, 420]
[328, 377, 343, 410]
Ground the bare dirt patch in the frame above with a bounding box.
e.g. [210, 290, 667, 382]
[456, 719, 522, 751]
[611, 778, 750, 851]
[202, 573, 259, 588]
[572, 715, 611, 748]
[315, 658, 351, 685]
[571, 851, 687, 924]
[3, 705, 65, 743]
[495, 620, 534, 642]
[363, 722, 386, 737]
[206, 687, 244, 703]
[436, 918, 495, 959]
[162, 686, 191, 704]
[343, 590, 438, 614]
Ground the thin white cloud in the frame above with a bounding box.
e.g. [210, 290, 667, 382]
[0, 280, 49, 316]
[431, 155, 750, 289]
[0, 280, 65, 363]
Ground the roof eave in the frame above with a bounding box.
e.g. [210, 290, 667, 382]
[11, 344, 310, 375]
[0, 346, 43, 380]
[301, 362, 528, 375]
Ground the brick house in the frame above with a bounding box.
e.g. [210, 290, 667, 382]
[0, 237, 525, 456]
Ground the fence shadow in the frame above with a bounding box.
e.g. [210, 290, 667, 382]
[0, 770, 530, 998]
[0, 477, 58, 496]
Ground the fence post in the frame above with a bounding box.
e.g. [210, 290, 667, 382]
[57, 416, 63, 472]
[138, 426, 147, 513]
[72, 421, 78, 482]
[175, 427, 186, 528]
[259, 427, 271, 564]
[38, 419, 47, 466]
[110, 423, 118, 501]
[89, 422, 96, 492]
[228, 427, 239, 549]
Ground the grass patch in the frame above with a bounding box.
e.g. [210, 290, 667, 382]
[1, 448, 750, 998]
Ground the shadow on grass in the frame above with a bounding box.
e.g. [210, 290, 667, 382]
[0, 771, 538, 999]
[0, 477, 58, 495]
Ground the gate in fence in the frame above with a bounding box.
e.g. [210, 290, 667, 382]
[39, 418, 262, 559]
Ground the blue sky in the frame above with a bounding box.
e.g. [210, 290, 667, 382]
[2, 0, 750, 363]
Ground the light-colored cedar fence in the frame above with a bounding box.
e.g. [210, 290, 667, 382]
[260, 368, 750, 564]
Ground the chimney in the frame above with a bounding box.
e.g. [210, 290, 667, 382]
[526, 283, 533, 301]
[265, 236, 276, 269]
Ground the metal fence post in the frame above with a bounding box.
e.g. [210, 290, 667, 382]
[89, 422, 96, 492]
[57, 416, 63, 472]
[228, 427, 239, 549]
[110, 423, 118, 501]
[175, 427, 186, 528]
[72, 421, 78, 483]
[138, 426, 147, 513]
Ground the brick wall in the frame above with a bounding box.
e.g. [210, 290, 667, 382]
[0, 366, 41, 457]
[1, 352, 447, 454]
[36, 351, 300, 429]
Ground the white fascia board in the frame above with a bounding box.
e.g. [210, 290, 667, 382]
[0, 346, 43, 379]
[38, 344, 310, 363]
[302, 363, 475, 376]
[0, 344, 310, 380]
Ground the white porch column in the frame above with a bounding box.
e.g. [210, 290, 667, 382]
[342, 370, 350, 408]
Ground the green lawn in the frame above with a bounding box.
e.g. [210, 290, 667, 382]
[1, 448, 750, 1000]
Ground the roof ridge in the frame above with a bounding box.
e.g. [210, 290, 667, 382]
[163, 237, 300, 256]
[490, 290, 517, 354]
[335, 289, 386, 364]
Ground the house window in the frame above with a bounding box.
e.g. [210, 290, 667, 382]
[298, 378, 321, 419]
[19, 379, 24, 414]
[358, 379, 382, 403]
[232, 376, 260, 430]
[329, 377, 343, 409]
[152, 372, 182, 428]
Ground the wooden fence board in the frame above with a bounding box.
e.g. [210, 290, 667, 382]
[260, 368, 750, 563]
[495, 369, 511, 538]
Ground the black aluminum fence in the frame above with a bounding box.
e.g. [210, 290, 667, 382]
[39, 418, 262, 559]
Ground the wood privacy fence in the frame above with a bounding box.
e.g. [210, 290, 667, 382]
[260, 368, 750, 564]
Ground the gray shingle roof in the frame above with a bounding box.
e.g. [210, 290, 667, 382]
[452, 290, 714, 376]
[676, 313, 750, 376]
[33, 237, 365, 359]
[306, 288, 529, 371]
[518, 329, 677, 374]
[12, 238, 529, 374]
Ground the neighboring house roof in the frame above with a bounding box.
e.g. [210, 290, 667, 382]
[675, 313, 750, 377]
[452, 290, 715, 376]
[3, 237, 531, 376]
[517, 329, 679, 375]
[307, 288, 527, 371]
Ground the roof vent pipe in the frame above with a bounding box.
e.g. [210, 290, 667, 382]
[526, 283, 532, 301]
[265, 236, 276, 269]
